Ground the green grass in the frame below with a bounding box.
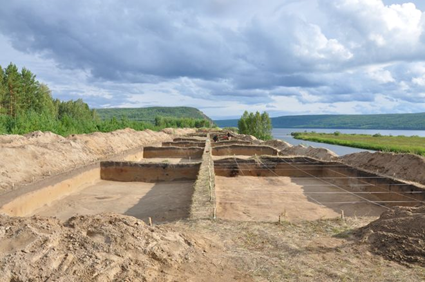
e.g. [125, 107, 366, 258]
[292, 132, 425, 156]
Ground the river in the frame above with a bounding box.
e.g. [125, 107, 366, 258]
[272, 128, 425, 156]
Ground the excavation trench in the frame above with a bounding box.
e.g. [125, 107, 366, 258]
[0, 147, 203, 224]
[214, 157, 425, 222]
[1, 136, 423, 225]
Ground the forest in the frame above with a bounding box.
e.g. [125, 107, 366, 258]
[0, 64, 213, 136]
[97, 107, 212, 123]
[215, 112, 425, 130]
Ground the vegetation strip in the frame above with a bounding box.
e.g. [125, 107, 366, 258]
[292, 132, 425, 156]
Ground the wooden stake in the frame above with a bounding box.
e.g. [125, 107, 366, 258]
[341, 210, 345, 221]
[213, 207, 217, 220]
[148, 217, 153, 226]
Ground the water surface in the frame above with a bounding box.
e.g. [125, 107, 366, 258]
[272, 128, 425, 156]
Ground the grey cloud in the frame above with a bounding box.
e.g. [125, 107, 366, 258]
[0, 0, 425, 117]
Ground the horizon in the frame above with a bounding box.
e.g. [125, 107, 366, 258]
[1, 0, 425, 119]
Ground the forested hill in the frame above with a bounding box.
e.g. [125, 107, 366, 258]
[215, 112, 425, 130]
[97, 107, 213, 123]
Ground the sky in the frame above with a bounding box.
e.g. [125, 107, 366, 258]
[1, 0, 425, 119]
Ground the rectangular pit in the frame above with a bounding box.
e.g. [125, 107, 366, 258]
[35, 180, 195, 223]
[214, 157, 425, 222]
[32, 161, 201, 223]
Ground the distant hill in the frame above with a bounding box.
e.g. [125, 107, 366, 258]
[96, 107, 213, 123]
[215, 112, 425, 130]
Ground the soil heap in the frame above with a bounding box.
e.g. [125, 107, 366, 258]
[341, 152, 425, 185]
[356, 206, 425, 267]
[0, 213, 246, 281]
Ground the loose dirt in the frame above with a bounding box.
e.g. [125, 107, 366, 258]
[341, 151, 425, 185]
[35, 180, 195, 223]
[280, 144, 338, 161]
[356, 205, 425, 267]
[215, 176, 386, 222]
[0, 214, 249, 282]
[0, 128, 195, 194]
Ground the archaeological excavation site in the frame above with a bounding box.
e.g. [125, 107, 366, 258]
[0, 128, 424, 281]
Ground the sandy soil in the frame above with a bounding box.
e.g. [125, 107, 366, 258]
[0, 214, 249, 281]
[356, 206, 425, 267]
[215, 176, 386, 222]
[35, 180, 194, 223]
[0, 128, 195, 194]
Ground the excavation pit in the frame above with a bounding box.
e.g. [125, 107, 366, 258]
[214, 157, 425, 222]
[35, 180, 195, 223]
[1, 161, 201, 224]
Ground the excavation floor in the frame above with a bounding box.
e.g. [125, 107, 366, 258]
[215, 176, 386, 222]
[35, 180, 194, 223]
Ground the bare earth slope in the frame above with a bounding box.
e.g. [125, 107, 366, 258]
[0, 128, 195, 194]
[341, 152, 425, 185]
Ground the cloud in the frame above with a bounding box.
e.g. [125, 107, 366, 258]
[0, 0, 424, 118]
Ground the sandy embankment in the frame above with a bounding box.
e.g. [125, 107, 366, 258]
[263, 138, 425, 185]
[0, 128, 195, 195]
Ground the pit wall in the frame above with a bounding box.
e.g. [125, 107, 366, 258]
[211, 140, 252, 147]
[143, 147, 204, 158]
[321, 164, 425, 205]
[173, 137, 205, 142]
[214, 158, 322, 177]
[162, 141, 206, 148]
[190, 135, 216, 220]
[214, 157, 425, 207]
[212, 145, 279, 156]
[100, 162, 201, 182]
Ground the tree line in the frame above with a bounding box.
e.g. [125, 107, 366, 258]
[238, 111, 272, 140]
[0, 63, 213, 136]
[155, 116, 212, 128]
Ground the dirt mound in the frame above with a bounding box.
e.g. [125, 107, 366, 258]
[262, 139, 291, 150]
[356, 206, 425, 267]
[0, 213, 245, 281]
[0, 128, 195, 194]
[341, 152, 425, 185]
[280, 144, 338, 161]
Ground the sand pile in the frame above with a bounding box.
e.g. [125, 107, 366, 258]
[341, 152, 425, 185]
[0, 128, 195, 194]
[280, 144, 338, 161]
[356, 206, 425, 267]
[0, 213, 243, 281]
[262, 139, 292, 150]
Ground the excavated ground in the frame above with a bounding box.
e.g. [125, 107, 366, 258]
[35, 180, 194, 223]
[215, 176, 386, 222]
[0, 129, 424, 281]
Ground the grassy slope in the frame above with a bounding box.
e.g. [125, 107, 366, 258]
[293, 132, 425, 156]
[215, 112, 425, 130]
[97, 107, 213, 123]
